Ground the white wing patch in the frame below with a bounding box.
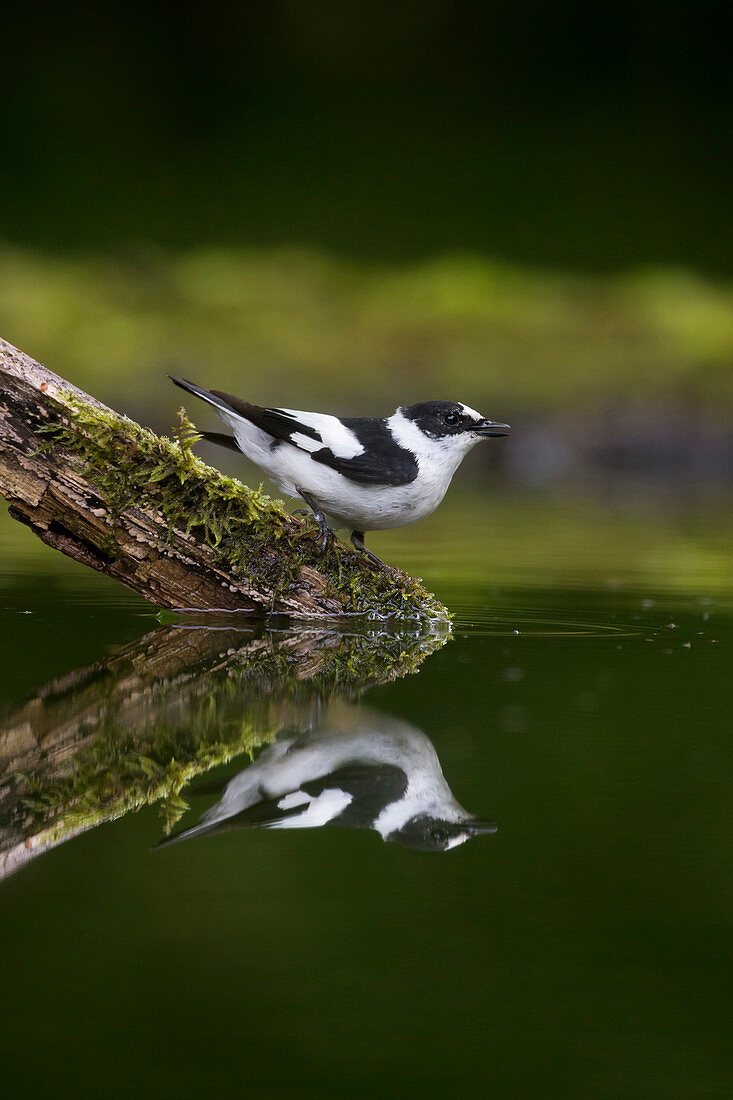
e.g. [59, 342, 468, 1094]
[280, 409, 364, 459]
[269, 787, 353, 829]
[277, 791, 312, 810]
[289, 432, 322, 454]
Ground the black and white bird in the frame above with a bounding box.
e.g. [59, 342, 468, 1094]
[170, 376, 509, 565]
[156, 705, 497, 853]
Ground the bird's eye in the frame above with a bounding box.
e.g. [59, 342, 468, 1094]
[444, 411, 460, 426]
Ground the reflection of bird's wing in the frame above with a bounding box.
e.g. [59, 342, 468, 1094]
[302, 763, 409, 829]
[155, 762, 409, 847]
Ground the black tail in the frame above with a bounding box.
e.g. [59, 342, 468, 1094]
[168, 375, 235, 415]
[199, 431, 241, 453]
[153, 819, 216, 850]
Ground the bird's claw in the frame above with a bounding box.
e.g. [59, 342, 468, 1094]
[318, 521, 334, 554]
[295, 490, 334, 555]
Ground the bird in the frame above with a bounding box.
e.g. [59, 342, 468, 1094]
[170, 376, 510, 566]
[156, 704, 497, 852]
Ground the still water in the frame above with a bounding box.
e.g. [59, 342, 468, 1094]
[1, 501, 732, 1098]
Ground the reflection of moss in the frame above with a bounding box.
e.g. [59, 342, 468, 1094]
[20, 716, 272, 840]
[39, 397, 450, 621]
[221, 624, 450, 697]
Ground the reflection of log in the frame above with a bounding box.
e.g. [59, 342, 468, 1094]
[0, 620, 447, 879]
[0, 336, 449, 619]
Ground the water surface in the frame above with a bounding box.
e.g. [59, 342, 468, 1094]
[1, 502, 732, 1097]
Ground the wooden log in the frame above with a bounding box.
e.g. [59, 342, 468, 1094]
[0, 336, 449, 620]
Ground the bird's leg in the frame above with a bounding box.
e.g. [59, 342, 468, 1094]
[296, 489, 334, 554]
[350, 530, 388, 569]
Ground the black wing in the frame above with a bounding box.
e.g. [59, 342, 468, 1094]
[170, 377, 322, 448]
[309, 448, 417, 486]
[209, 389, 322, 446]
[213, 394, 418, 486]
[170, 378, 418, 487]
[310, 417, 418, 487]
[301, 763, 409, 828]
[210, 762, 408, 832]
[155, 762, 409, 847]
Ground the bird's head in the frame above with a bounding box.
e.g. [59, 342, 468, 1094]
[398, 401, 510, 460]
[385, 813, 498, 852]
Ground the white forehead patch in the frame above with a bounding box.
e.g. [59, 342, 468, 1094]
[445, 833, 470, 851]
[459, 403, 483, 421]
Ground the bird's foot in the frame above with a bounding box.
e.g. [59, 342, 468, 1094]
[296, 489, 335, 555]
[350, 530, 389, 569]
[316, 516, 335, 554]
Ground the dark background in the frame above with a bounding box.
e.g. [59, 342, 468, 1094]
[3, 0, 731, 270]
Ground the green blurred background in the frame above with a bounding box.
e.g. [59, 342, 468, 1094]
[2, 1, 732, 492]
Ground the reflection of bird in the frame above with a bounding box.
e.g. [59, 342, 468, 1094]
[157, 705, 496, 852]
[170, 376, 509, 566]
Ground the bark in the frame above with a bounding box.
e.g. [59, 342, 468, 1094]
[0, 336, 448, 619]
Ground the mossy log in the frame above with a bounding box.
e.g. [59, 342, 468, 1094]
[0, 336, 449, 619]
[0, 619, 447, 878]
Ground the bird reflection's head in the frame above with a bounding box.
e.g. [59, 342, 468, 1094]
[386, 814, 498, 852]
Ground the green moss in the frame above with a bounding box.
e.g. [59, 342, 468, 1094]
[39, 395, 450, 621]
[219, 621, 450, 697]
[19, 717, 272, 840]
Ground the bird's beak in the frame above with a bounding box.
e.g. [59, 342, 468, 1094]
[465, 817, 498, 834]
[472, 419, 511, 437]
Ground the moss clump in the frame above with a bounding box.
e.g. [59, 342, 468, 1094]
[40, 395, 450, 621]
[18, 716, 273, 840]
